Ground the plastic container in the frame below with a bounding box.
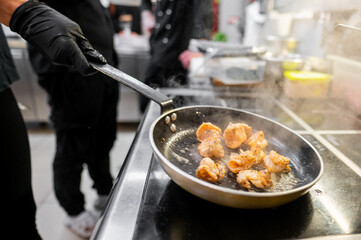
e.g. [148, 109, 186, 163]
[283, 71, 331, 98]
[206, 57, 266, 86]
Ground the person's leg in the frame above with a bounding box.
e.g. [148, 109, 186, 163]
[38, 73, 101, 238]
[53, 127, 87, 215]
[39, 72, 117, 215]
[1, 88, 42, 239]
[38, 73, 92, 216]
[87, 78, 118, 197]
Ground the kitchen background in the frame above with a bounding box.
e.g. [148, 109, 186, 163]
[4, 0, 361, 123]
[3, 0, 361, 239]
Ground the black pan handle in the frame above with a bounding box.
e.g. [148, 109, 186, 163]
[90, 62, 174, 114]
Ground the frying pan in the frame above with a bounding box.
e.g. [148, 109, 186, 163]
[91, 62, 323, 209]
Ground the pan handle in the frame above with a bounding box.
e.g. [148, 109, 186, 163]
[90, 62, 174, 114]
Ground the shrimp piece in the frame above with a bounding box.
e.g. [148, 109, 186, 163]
[196, 122, 222, 142]
[240, 123, 253, 138]
[245, 131, 268, 149]
[198, 136, 224, 158]
[223, 122, 247, 149]
[228, 150, 255, 173]
[196, 157, 226, 183]
[236, 170, 273, 189]
[264, 150, 291, 173]
[250, 142, 266, 165]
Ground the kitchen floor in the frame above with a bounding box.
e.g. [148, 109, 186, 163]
[28, 122, 139, 240]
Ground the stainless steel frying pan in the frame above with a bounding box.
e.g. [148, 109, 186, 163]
[91, 62, 323, 209]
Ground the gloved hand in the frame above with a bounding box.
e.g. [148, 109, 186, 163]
[9, 0, 105, 76]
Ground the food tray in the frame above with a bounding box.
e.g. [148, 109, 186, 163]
[206, 57, 266, 86]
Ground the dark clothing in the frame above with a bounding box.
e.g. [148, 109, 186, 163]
[144, 0, 212, 70]
[1, 88, 42, 239]
[1, 27, 41, 239]
[38, 72, 118, 130]
[140, 0, 212, 111]
[39, 73, 118, 215]
[144, 59, 187, 88]
[0, 27, 19, 92]
[28, 0, 119, 216]
[1, 88, 31, 202]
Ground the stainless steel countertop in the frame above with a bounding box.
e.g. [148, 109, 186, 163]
[91, 102, 160, 240]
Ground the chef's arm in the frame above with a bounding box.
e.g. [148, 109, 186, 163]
[0, 0, 26, 26]
[2, 0, 107, 76]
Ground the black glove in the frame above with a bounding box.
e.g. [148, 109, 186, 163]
[9, 0, 106, 76]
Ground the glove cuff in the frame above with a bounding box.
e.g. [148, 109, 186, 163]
[9, 0, 46, 37]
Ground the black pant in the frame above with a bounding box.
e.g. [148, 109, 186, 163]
[1, 88, 42, 239]
[39, 72, 119, 216]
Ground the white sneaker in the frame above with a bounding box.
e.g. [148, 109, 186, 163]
[64, 210, 97, 238]
[93, 194, 109, 211]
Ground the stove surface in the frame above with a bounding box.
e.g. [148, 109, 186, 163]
[93, 89, 361, 240]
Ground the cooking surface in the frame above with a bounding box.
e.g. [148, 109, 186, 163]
[134, 136, 359, 239]
[92, 88, 361, 240]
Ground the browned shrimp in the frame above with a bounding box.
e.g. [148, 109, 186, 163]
[196, 157, 226, 183]
[245, 131, 268, 149]
[198, 136, 224, 158]
[223, 122, 248, 149]
[250, 142, 266, 165]
[228, 150, 255, 173]
[236, 170, 273, 189]
[240, 123, 253, 138]
[196, 122, 222, 142]
[264, 150, 291, 173]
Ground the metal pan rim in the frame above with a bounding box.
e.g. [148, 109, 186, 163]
[149, 105, 324, 198]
